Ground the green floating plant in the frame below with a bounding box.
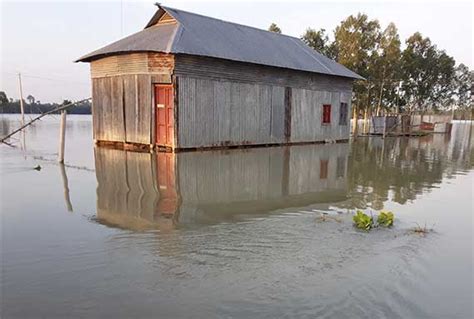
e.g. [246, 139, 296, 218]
[377, 211, 394, 227]
[353, 211, 373, 231]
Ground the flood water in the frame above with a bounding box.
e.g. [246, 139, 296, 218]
[1, 114, 472, 319]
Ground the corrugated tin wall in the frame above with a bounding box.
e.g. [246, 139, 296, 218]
[177, 76, 286, 148]
[92, 74, 153, 144]
[91, 52, 174, 145]
[175, 55, 353, 149]
[290, 89, 352, 142]
[176, 75, 352, 148]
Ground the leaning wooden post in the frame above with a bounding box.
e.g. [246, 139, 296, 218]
[58, 110, 67, 163]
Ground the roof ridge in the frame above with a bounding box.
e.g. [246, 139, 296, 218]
[161, 5, 302, 41]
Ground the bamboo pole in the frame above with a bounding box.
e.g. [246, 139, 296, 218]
[18, 73, 25, 126]
[58, 110, 67, 163]
[0, 98, 91, 143]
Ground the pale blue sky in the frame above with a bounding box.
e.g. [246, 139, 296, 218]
[1, 0, 472, 102]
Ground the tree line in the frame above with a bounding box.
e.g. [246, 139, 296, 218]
[269, 13, 473, 118]
[0, 91, 91, 114]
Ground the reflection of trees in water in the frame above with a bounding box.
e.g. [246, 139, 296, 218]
[347, 124, 473, 209]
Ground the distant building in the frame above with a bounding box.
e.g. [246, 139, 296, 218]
[77, 5, 363, 151]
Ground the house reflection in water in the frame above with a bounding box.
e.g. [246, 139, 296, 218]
[94, 144, 350, 231]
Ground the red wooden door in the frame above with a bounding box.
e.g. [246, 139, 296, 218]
[154, 85, 174, 146]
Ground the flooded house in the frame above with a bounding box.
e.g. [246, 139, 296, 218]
[77, 5, 363, 151]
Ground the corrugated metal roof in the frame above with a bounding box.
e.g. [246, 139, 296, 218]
[76, 22, 177, 62]
[77, 6, 363, 80]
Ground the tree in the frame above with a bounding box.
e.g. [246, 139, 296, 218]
[26, 94, 35, 105]
[453, 64, 473, 110]
[401, 32, 455, 112]
[301, 28, 336, 59]
[332, 13, 381, 114]
[431, 51, 456, 110]
[0, 91, 8, 105]
[268, 23, 281, 34]
[372, 22, 402, 114]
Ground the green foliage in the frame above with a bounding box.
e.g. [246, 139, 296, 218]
[353, 210, 396, 231]
[377, 211, 394, 227]
[401, 32, 456, 112]
[453, 64, 473, 110]
[0, 91, 8, 105]
[333, 13, 381, 79]
[353, 211, 373, 231]
[372, 23, 402, 114]
[26, 94, 35, 105]
[299, 13, 469, 114]
[0, 98, 91, 114]
[332, 13, 381, 111]
[301, 28, 336, 59]
[268, 23, 281, 34]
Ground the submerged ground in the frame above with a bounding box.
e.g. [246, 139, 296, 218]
[1, 115, 473, 319]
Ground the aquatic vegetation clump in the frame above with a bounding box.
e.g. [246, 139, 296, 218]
[316, 213, 342, 223]
[377, 211, 394, 227]
[353, 211, 374, 231]
[410, 223, 435, 236]
[353, 210, 395, 231]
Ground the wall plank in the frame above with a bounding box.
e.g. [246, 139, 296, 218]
[290, 88, 351, 143]
[123, 75, 137, 143]
[177, 76, 279, 148]
[175, 55, 353, 92]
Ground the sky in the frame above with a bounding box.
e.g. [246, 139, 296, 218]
[0, 0, 472, 103]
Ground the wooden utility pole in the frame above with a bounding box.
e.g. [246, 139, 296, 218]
[58, 110, 67, 163]
[18, 73, 25, 125]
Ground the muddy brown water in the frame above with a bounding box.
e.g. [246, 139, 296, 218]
[1, 115, 472, 319]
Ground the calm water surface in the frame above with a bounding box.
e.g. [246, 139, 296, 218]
[1, 114, 472, 319]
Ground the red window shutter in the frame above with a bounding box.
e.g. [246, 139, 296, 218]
[322, 104, 331, 124]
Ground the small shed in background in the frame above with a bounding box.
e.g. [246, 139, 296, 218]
[77, 5, 363, 151]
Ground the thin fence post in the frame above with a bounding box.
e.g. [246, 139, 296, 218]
[58, 110, 67, 163]
[18, 73, 25, 126]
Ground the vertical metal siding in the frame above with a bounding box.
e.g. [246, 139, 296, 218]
[177, 76, 286, 148]
[290, 88, 352, 143]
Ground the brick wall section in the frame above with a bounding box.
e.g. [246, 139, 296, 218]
[148, 53, 174, 73]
